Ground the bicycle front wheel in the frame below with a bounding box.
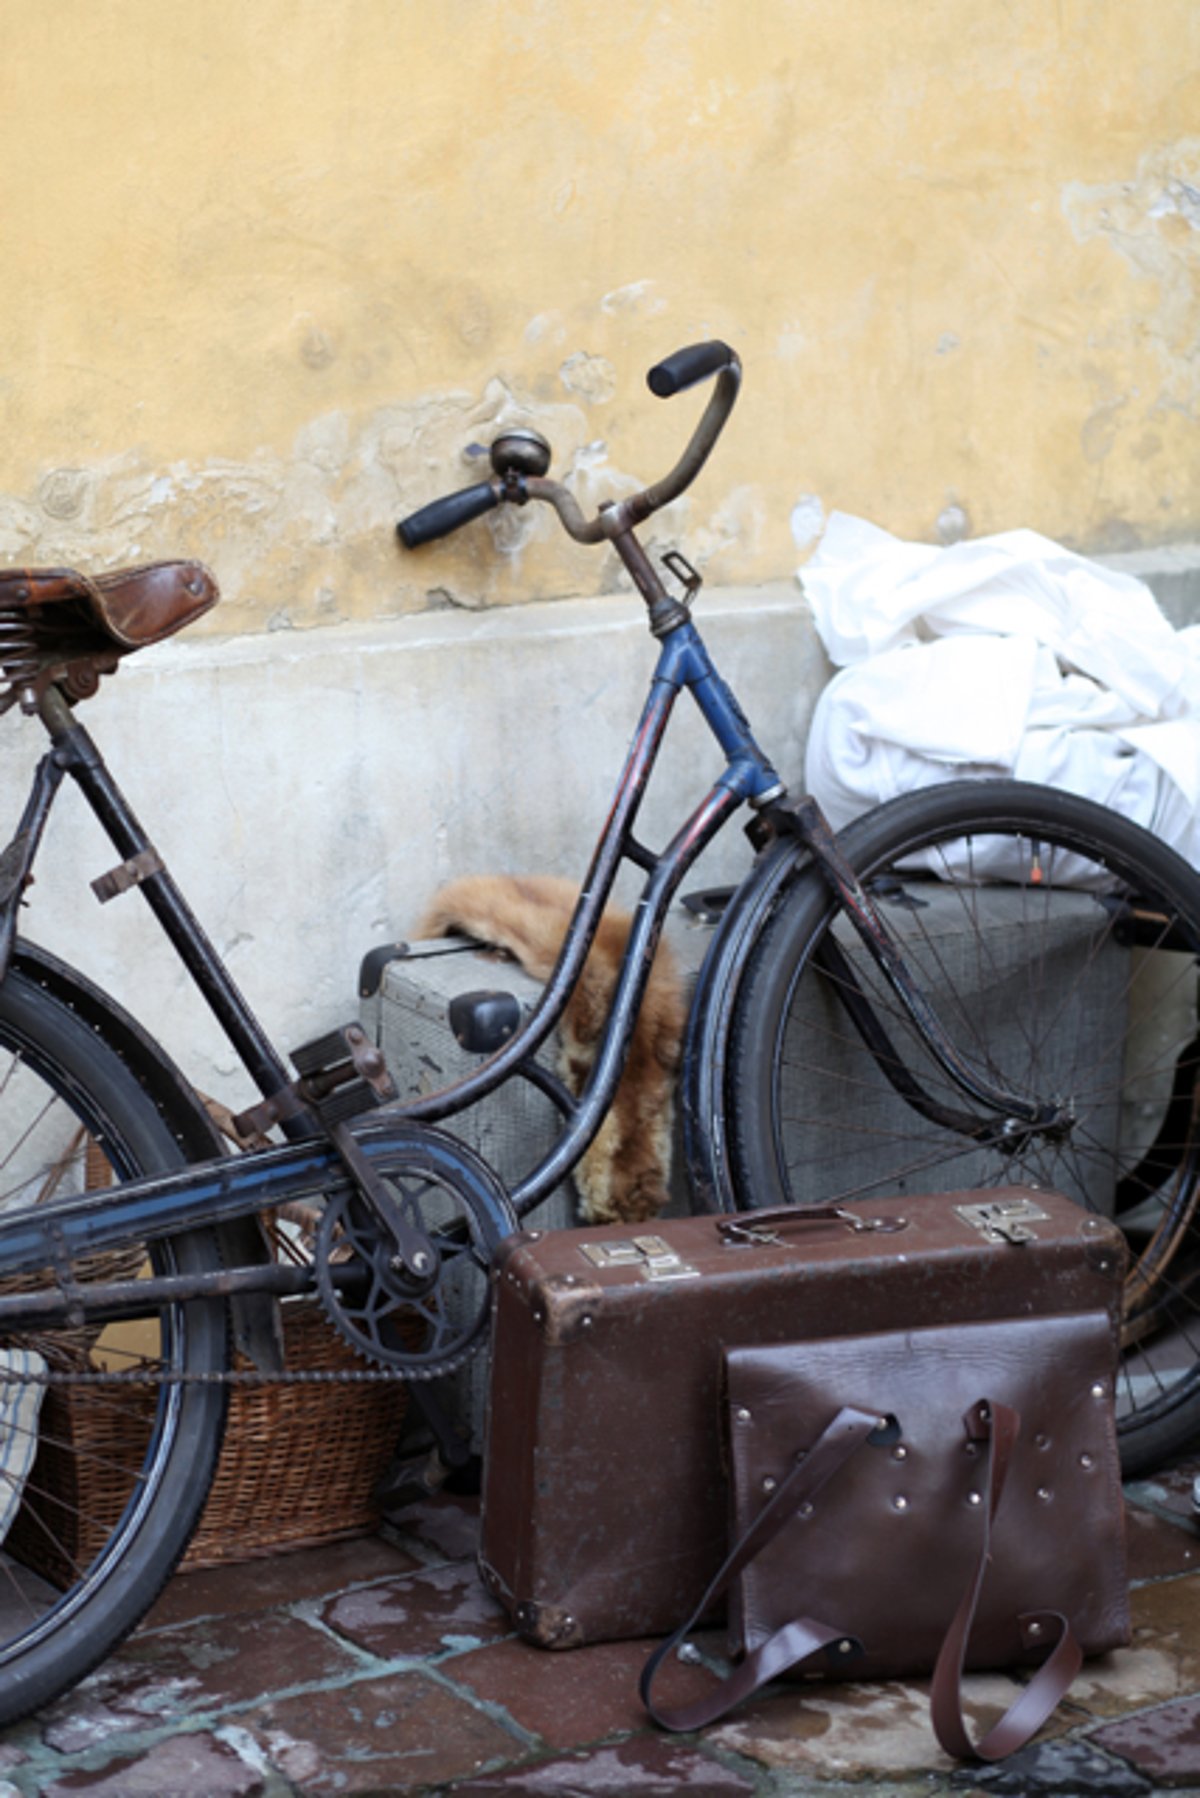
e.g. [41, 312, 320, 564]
[726, 780, 1200, 1476]
[0, 960, 227, 1723]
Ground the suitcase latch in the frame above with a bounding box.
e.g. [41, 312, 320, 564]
[579, 1234, 700, 1281]
[954, 1196, 1049, 1244]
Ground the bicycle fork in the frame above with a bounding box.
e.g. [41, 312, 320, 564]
[763, 797, 1075, 1150]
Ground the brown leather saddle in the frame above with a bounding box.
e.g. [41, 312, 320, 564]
[0, 560, 217, 711]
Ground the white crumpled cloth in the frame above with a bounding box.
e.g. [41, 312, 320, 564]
[802, 512, 1200, 870]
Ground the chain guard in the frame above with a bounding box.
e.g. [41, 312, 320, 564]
[313, 1137, 514, 1379]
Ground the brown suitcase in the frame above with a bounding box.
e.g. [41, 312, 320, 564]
[478, 1188, 1125, 1649]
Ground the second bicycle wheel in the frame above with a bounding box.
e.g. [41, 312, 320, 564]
[0, 955, 227, 1724]
[726, 780, 1200, 1476]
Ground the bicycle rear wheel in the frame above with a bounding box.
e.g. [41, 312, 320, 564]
[0, 961, 226, 1723]
[726, 780, 1200, 1476]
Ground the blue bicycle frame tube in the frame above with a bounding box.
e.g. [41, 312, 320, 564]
[0, 1120, 515, 1279]
[657, 620, 783, 805]
[365, 621, 781, 1126]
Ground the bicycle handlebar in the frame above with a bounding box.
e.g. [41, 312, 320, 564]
[397, 339, 741, 551]
[646, 339, 735, 399]
[396, 480, 501, 549]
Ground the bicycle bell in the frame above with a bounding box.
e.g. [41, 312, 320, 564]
[490, 427, 552, 480]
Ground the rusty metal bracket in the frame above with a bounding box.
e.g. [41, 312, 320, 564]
[91, 847, 164, 905]
[230, 1083, 308, 1139]
[661, 549, 702, 608]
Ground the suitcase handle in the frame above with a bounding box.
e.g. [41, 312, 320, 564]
[716, 1206, 909, 1242]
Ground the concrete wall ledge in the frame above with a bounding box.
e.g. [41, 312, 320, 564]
[1097, 542, 1200, 631]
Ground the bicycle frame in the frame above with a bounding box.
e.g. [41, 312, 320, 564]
[0, 338, 1061, 1327]
[0, 609, 784, 1311]
[0, 626, 1066, 1328]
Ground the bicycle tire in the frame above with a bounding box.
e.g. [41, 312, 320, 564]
[0, 961, 227, 1723]
[725, 779, 1200, 1477]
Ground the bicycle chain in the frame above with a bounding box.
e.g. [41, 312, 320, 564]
[2, 1365, 410, 1386]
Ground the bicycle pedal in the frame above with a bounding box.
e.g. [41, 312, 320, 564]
[316, 1077, 391, 1126]
[291, 1022, 396, 1099]
[291, 1024, 368, 1078]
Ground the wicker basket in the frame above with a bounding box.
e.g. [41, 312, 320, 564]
[8, 1297, 409, 1584]
[185, 1299, 409, 1568]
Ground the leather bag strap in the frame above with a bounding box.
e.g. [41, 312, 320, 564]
[642, 1394, 1083, 1759]
[639, 1403, 881, 1731]
[929, 1398, 1083, 1761]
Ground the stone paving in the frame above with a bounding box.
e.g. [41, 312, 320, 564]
[0, 1455, 1199, 1795]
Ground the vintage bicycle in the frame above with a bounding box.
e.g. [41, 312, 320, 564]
[0, 340, 1196, 1720]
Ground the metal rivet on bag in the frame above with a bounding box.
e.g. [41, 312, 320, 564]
[893, 1495, 909, 1512]
[799, 1501, 814, 1518]
[892, 1445, 908, 1462]
[967, 1492, 982, 1507]
[964, 1442, 979, 1458]
[1037, 1486, 1053, 1502]
[677, 1643, 702, 1665]
[1080, 1453, 1095, 1470]
[1035, 1433, 1051, 1449]
[762, 1476, 778, 1494]
[836, 1639, 855, 1655]
[1091, 1382, 1108, 1400]
[580, 1315, 594, 1330]
[1027, 1620, 1044, 1639]
[735, 1407, 752, 1423]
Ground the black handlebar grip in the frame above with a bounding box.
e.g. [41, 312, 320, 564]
[646, 340, 736, 399]
[397, 481, 501, 549]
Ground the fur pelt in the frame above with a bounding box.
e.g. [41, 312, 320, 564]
[417, 874, 685, 1225]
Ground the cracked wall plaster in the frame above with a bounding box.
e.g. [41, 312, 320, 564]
[1063, 139, 1200, 416]
[0, 375, 756, 630]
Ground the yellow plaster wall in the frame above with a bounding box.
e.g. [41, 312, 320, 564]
[1, 1, 1197, 633]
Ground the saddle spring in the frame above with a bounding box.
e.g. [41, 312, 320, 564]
[0, 608, 39, 715]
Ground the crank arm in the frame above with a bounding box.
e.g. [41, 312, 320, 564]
[328, 1119, 438, 1282]
[0, 1118, 514, 1281]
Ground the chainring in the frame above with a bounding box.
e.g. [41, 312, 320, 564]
[314, 1140, 513, 1380]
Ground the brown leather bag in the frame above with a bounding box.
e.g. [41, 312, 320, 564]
[641, 1310, 1129, 1761]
